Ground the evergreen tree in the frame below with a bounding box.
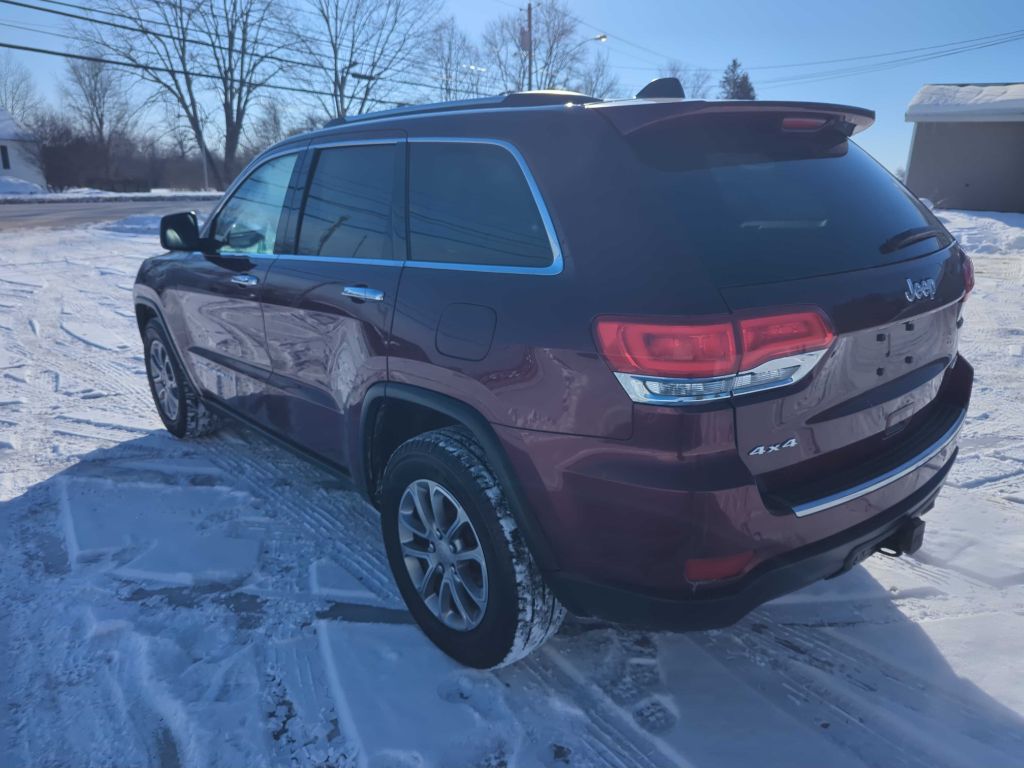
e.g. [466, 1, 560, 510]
[719, 58, 756, 100]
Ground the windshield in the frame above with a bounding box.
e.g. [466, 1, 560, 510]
[632, 115, 949, 286]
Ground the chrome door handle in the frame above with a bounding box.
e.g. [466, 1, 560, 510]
[231, 274, 259, 286]
[342, 285, 385, 302]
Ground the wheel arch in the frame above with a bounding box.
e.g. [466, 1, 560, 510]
[134, 296, 200, 392]
[360, 383, 558, 572]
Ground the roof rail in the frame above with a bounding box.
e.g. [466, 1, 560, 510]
[323, 90, 601, 128]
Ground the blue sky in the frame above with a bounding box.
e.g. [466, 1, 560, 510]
[4, 0, 1023, 170]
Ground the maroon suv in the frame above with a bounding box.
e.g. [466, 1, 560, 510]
[136, 84, 974, 668]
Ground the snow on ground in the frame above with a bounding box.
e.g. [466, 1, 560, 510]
[1, 210, 1024, 767]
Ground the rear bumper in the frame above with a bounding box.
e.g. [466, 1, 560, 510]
[548, 449, 954, 630]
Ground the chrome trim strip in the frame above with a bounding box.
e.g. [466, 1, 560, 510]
[792, 408, 966, 518]
[613, 351, 827, 405]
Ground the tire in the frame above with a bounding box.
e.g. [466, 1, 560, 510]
[142, 319, 220, 439]
[380, 426, 565, 668]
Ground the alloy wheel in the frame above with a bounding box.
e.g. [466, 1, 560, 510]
[148, 339, 180, 422]
[397, 479, 489, 631]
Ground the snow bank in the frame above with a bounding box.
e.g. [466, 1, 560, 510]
[907, 83, 1024, 122]
[0, 175, 44, 195]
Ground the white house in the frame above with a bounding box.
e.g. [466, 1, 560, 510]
[0, 106, 47, 189]
[905, 83, 1024, 212]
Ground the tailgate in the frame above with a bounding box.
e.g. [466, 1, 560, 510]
[723, 245, 966, 488]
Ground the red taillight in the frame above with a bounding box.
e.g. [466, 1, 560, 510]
[738, 310, 834, 371]
[963, 253, 975, 297]
[593, 318, 738, 378]
[594, 309, 833, 378]
[684, 551, 754, 582]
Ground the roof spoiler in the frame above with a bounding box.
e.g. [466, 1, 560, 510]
[591, 99, 876, 137]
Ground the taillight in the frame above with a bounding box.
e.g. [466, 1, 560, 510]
[738, 311, 834, 371]
[595, 309, 835, 404]
[962, 252, 975, 298]
[593, 318, 738, 378]
[781, 116, 828, 132]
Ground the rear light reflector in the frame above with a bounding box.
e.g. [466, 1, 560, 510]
[593, 318, 738, 378]
[738, 311, 834, 371]
[684, 551, 754, 582]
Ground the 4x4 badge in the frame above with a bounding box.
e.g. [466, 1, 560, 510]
[749, 438, 798, 456]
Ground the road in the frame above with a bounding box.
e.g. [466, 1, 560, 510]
[0, 198, 215, 231]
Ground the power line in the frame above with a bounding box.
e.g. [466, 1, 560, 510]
[759, 30, 1024, 89]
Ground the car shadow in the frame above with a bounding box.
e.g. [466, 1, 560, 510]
[5, 426, 1024, 767]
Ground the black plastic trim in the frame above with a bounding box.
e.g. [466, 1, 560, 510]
[360, 382, 559, 571]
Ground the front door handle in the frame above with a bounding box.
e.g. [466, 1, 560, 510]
[342, 285, 385, 302]
[231, 274, 259, 286]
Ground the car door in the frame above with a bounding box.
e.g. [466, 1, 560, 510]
[161, 150, 302, 423]
[259, 137, 404, 467]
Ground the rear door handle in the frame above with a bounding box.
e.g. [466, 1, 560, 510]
[342, 285, 385, 302]
[231, 274, 259, 286]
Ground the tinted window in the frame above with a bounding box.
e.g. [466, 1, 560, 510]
[409, 142, 552, 268]
[297, 144, 395, 259]
[633, 116, 946, 286]
[214, 153, 297, 254]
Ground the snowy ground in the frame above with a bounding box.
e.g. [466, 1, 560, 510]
[1, 210, 1023, 767]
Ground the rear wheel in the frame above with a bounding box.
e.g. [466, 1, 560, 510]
[380, 427, 564, 668]
[143, 320, 219, 438]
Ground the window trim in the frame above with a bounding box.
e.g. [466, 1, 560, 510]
[203, 148, 304, 256]
[405, 137, 563, 275]
[251, 136, 564, 276]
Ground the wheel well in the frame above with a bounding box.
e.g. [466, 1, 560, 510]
[366, 398, 457, 502]
[135, 303, 157, 335]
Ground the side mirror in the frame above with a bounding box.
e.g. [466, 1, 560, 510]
[160, 211, 200, 251]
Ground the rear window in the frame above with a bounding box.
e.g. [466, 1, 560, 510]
[633, 116, 948, 286]
[408, 141, 553, 268]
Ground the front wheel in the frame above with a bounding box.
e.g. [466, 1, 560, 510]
[142, 320, 220, 438]
[380, 427, 565, 668]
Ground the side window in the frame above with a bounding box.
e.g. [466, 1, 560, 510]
[214, 153, 297, 254]
[409, 142, 553, 268]
[297, 144, 395, 259]
[0, 145, 9, 170]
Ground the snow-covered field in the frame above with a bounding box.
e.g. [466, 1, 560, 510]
[1, 210, 1023, 767]
[0, 176, 222, 203]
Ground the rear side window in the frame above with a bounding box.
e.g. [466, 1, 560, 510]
[297, 144, 395, 260]
[632, 116, 945, 286]
[409, 142, 552, 268]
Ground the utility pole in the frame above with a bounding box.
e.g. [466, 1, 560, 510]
[526, 2, 533, 90]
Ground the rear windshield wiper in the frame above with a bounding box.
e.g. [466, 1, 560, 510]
[879, 226, 951, 254]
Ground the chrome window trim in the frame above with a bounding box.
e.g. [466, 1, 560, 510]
[792, 408, 966, 517]
[405, 137, 564, 276]
[613, 350, 828, 406]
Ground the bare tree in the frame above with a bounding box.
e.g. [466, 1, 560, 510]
[85, 0, 296, 188]
[62, 55, 138, 177]
[0, 52, 41, 126]
[575, 50, 620, 99]
[660, 60, 712, 99]
[483, 0, 588, 92]
[243, 99, 287, 154]
[423, 16, 485, 101]
[301, 0, 441, 119]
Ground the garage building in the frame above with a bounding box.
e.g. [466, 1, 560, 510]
[905, 83, 1024, 213]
